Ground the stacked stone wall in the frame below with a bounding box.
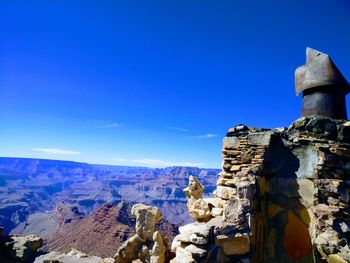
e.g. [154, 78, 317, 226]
[171, 117, 350, 263]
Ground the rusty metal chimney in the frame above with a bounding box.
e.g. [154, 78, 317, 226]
[295, 47, 350, 120]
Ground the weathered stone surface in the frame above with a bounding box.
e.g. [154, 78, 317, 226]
[179, 223, 212, 239]
[114, 204, 167, 263]
[223, 136, 240, 149]
[211, 208, 223, 217]
[230, 165, 241, 172]
[171, 235, 181, 253]
[176, 233, 207, 245]
[203, 197, 224, 208]
[216, 178, 237, 187]
[215, 234, 250, 255]
[219, 171, 234, 179]
[175, 247, 195, 263]
[131, 204, 162, 241]
[305, 118, 338, 139]
[223, 197, 250, 228]
[173, 94, 350, 263]
[292, 146, 318, 178]
[236, 180, 255, 200]
[338, 122, 350, 142]
[184, 244, 207, 258]
[215, 186, 237, 200]
[10, 234, 43, 262]
[247, 131, 273, 146]
[184, 176, 211, 222]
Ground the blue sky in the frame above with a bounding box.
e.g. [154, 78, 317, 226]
[1, 1, 350, 168]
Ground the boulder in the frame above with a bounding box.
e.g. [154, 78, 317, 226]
[10, 234, 43, 263]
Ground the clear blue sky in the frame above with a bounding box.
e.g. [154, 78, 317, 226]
[1, 1, 350, 168]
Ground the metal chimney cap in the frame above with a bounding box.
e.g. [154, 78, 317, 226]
[295, 47, 350, 96]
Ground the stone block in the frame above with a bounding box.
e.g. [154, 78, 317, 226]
[175, 247, 195, 263]
[230, 165, 241, 172]
[223, 137, 240, 149]
[219, 171, 234, 179]
[215, 186, 237, 200]
[215, 234, 250, 255]
[223, 198, 249, 227]
[184, 244, 207, 258]
[305, 118, 337, 139]
[179, 223, 212, 239]
[248, 131, 273, 146]
[216, 178, 237, 187]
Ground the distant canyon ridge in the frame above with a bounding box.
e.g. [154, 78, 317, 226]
[0, 157, 219, 247]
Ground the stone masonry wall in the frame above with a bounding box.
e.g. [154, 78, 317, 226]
[172, 117, 350, 263]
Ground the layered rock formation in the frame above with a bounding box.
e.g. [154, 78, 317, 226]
[171, 48, 350, 262]
[0, 159, 219, 235]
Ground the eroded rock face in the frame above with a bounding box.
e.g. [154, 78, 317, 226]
[114, 204, 169, 263]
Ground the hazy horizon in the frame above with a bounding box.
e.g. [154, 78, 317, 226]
[0, 155, 221, 169]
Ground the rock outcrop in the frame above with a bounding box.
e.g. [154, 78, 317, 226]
[114, 204, 171, 263]
[0, 228, 43, 263]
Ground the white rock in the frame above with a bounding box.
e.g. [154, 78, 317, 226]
[179, 223, 211, 238]
[211, 208, 223, 217]
[171, 235, 182, 252]
[175, 247, 195, 263]
[185, 244, 207, 257]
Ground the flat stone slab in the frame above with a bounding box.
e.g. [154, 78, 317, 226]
[179, 223, 212, 238]
[248, 131, 273, 146]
